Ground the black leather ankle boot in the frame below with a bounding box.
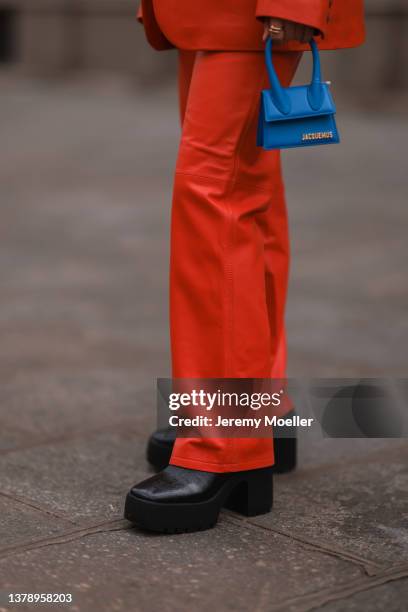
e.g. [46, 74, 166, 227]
[146, 427, 175, 471]
[124, 465, 273, 533]
[146, 417, 297, 474]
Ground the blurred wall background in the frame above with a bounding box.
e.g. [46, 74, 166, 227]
[0, 0, 407, 111]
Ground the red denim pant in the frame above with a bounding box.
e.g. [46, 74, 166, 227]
[169, 49, 301, 472]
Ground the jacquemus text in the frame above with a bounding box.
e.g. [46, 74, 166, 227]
[302, 131, 334, 141]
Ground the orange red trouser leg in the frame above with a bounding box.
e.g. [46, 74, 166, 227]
[169, 49, 301, 472]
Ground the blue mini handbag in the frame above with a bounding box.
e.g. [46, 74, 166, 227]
[257, 38, 340, 150]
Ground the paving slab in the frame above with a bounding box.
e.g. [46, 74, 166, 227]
[317, 577, 408, 612]
[284, 117, 408, 377]
[0, 433, 151, 523]
[297, 426, 404, 470]
[0, 518, 363, 612]
[250, 443, 408, 568]
[0, 370, 156, 453]
[0, 495, 72, 550]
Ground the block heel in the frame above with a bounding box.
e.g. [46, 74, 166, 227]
[273, 411, 297, 474]
[273, 436, 297, 474]
[224, 467, 273, 517]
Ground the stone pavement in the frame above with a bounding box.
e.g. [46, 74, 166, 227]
[0, 74, 407, 611]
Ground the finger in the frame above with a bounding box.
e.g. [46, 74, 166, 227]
[263, 23, 268, 42]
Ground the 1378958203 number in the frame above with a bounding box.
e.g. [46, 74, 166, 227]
[8, 593, 73, 604]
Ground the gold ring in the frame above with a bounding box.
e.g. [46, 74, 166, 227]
[268, 25, 283, 33]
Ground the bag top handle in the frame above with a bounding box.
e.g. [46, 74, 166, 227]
[265, 38, 324, 114]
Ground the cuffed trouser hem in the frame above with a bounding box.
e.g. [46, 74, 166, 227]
[169, 455, 274, 473]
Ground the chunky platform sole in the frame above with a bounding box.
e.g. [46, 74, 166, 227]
[124, 467, 273, 533]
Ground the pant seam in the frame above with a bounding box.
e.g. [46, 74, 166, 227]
[224, 59, 266, 377]
[221, 60, 267, 464]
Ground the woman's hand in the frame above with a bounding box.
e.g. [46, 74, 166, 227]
[262, 18, 315, 43]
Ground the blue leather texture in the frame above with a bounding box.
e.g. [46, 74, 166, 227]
[257, 39, 340, 150]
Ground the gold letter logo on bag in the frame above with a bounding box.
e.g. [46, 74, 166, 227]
[302, 131, 334, 141]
